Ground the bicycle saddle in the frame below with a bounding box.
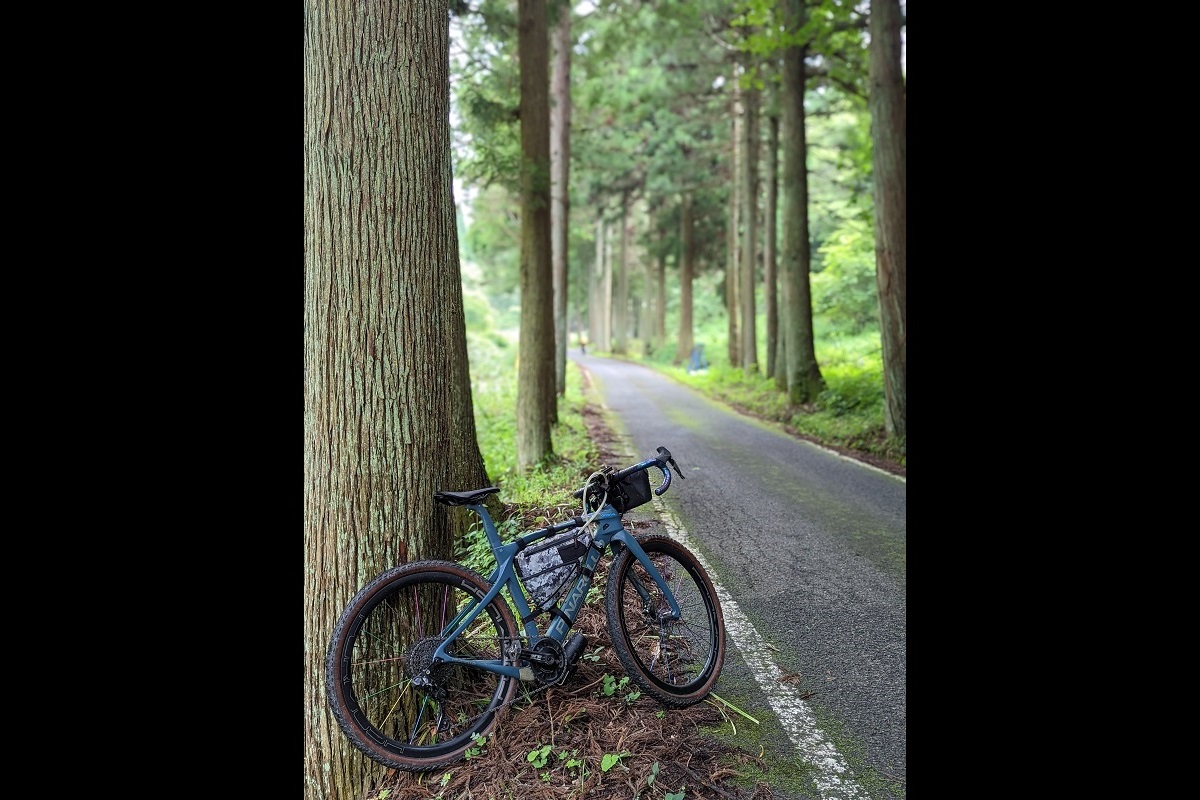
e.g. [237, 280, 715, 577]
[434, 487, 502, 507]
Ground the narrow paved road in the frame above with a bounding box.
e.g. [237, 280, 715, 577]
[573, 354, 906, 800]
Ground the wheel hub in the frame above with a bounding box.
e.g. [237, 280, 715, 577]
[406, 636, 456, 701]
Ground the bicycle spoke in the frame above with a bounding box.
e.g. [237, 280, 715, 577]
[328, 562, 519, 770]
[607, 535, 724, 705]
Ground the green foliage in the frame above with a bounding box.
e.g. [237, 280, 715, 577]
[468, 313, 602, 532]
[814, 346, 885, 416]
[601, 750, 631, 772]
[560, 748, 586, 774]
[450, 2, 520, 192]
[456, 517, 520, 576]
[599, 673, 641, 704]
[527, 743, 553, 769]
[643, 326, 901, 465]
[462, 291, 495, 331]
[461, 184, 522, 310]
[600, 673, 626, 697]
[812, 218, 878, 334]
[465, 732, 488, 759]
[455, 0, 900, 485]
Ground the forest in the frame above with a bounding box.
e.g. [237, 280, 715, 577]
[453, 0, 905, 472]
[304, 2, 905, 798]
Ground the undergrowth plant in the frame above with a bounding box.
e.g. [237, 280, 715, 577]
[637, 328, 904, 465]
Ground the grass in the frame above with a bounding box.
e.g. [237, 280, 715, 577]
[625, 328, 905, 468]
[469, 365, 602, 522]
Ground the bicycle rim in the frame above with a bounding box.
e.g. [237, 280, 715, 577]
[609, 537, 723, 702]
[327, 565, 518, 769]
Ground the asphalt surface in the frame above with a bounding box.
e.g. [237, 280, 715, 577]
[573, 353, 906, 800]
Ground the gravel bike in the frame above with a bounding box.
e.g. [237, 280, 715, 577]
[325, 446, 726, 771]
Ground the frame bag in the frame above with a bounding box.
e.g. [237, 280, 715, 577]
[515, 530, 592, 608]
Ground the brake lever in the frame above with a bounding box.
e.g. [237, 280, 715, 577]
[668, 456, 685, 479]
[656, 446, 685, 480]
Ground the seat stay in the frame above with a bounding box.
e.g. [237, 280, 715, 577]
[431, 506, 541, 675]
[431, 560, 525, 679]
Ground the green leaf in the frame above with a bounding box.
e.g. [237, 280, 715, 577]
[527, 743, 552, 768]
[601, 751, 629, 772]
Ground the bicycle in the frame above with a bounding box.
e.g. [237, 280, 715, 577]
[325, 445, 727, 772]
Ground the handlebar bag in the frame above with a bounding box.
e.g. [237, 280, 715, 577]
[610, 469, 653, 513]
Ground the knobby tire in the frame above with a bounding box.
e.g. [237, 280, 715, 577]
[605, 534, 726, 706]
[325, 561, 519, 771]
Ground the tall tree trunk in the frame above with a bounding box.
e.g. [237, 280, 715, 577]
[869, 0, 906, 440]
[726, 97, 740, 368]
[516, 0, 555, 469]
[779, 0, 825, 404]
[774, 267, 789, 391]
[589, 215, 605, 351]
[602, 215, 613, 350]
[655, 236, 666, 351]
[678, 192, 695, 366]
[764, 112, 779, 381]
[614, 190, 630, 354]
[303, 1, 489, 797]
[550, 1, 571, 398]
[740, 77, 759, 375]
[635, 203, 648, 342]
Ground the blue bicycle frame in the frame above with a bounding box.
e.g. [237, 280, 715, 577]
[430, 482, 682, 679]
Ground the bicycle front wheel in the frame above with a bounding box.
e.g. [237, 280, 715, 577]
[325, 560, 520, 771]
[605, 534, 726, 706]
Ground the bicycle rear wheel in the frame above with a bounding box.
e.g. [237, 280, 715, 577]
[605, 534, 725, 706]
[325, 560, 519, 771]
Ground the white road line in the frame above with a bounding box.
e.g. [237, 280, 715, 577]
[658, 506, 869, 800]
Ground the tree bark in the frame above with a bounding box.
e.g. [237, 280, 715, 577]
[590, 214, 604, 352]
[726, 97, 740, 368]
[602, 215, 613, 350]
[303, 1, 489, 797]
[764, 112, 779, 381]
[869, 0, 906, 440]
[550, 1, 571, 398]
[779, 0, 825, 404]
[678, 192, 695, 366]
[740, 77, 759, 375]
[517, 0, 556, 470]
[613, 190, 630, 354]
[654, 236, 666, 350]
[589, 215, 605, 351]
